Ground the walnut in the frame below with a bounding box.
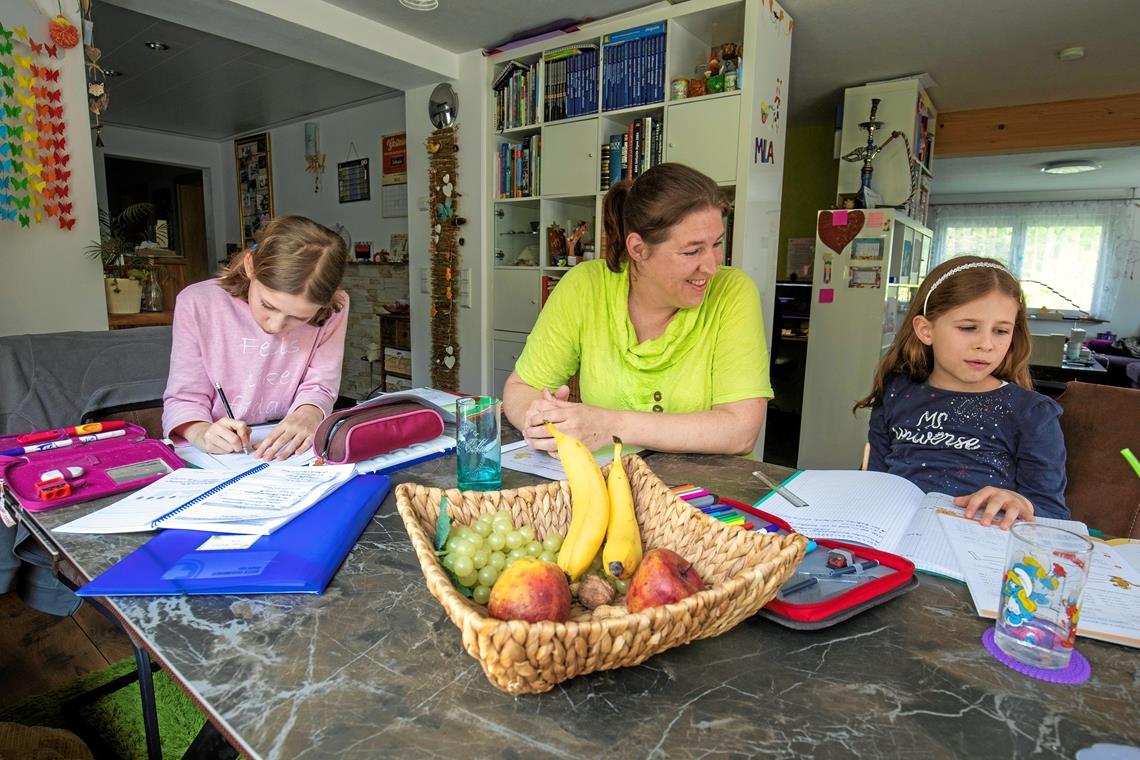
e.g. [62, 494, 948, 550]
[576, 574, 616, 610]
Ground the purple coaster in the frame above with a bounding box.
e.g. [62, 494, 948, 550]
[982, 627, 1091, 685]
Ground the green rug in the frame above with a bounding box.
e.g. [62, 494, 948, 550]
[0, 657, 207, 759]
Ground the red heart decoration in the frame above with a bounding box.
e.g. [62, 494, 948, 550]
[817, 210, 865, 255]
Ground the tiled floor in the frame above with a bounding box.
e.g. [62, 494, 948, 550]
[0, 592, 133, 709]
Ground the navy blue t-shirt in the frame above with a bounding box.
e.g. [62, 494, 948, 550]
[868, 374, 1069, 519]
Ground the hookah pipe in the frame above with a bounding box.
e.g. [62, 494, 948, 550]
[841, 98, 917, 208]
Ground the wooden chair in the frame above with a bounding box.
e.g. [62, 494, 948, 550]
[1056, 381, 1140, 538]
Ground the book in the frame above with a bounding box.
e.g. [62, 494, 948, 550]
[500, 441, 642, 481]
[753, 470, 1089, 581]
[76, 474, 390, 596]
[54, 463, 357, 535]
[937, 511, 1140, 648]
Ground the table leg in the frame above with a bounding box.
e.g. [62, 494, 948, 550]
[133, 641, 164, 760]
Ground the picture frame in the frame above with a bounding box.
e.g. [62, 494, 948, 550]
[851, 237, 885, 261]
[233, 132, 273, 249]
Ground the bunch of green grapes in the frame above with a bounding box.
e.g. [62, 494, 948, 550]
[441, 509, 564, 605]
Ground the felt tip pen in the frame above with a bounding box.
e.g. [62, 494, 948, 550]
[0, 429, 125, 457]
[17, 420, 127, 445]
[1122, 448, 1140, 480]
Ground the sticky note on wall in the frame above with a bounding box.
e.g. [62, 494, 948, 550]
[819, 288, 835, 303]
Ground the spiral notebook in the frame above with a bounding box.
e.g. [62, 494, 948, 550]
[53, 463, 357, 536]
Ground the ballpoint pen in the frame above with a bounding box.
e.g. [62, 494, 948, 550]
[214, 381, 251, 455]
[752, 470, 810, 508]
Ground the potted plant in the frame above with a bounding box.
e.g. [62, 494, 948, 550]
[86, 203, 154, 314]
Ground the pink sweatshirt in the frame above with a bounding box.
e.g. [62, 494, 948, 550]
[162, 280, 349, 438]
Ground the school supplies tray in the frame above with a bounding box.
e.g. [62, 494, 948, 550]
[395, 454, 807, 695]
[0, 422, 184, 512]
[741, 505, 919, 629]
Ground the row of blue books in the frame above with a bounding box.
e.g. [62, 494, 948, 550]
[496, 136, 540, 199]
[602, 22, 666, 111]
[543, 46, 598, 122]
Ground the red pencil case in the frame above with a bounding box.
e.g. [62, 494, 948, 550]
[0, 422, 184, 512]
[716, 499, 918, 628]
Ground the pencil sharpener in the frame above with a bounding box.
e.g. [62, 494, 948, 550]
[826, 549, 853, 570]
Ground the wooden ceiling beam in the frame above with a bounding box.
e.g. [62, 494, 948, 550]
[936, 92, 1140, 157]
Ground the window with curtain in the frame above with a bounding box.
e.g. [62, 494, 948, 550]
[930, 200, 1131, 319]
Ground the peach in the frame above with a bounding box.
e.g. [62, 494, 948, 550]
[487, 559, 572, 623]
[626, 548, 704, 613]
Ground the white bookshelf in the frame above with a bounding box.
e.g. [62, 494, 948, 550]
[485, 0, 794, 400]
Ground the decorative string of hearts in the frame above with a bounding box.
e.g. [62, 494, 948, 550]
[427, 125, 460, 389]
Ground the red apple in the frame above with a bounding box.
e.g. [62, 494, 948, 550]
[626, 548, 705, 613]
[487, 559, 572, 623]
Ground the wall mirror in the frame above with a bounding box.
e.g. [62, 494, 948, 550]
[428, 83, 458, 128]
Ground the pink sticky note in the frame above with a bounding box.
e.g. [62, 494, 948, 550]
[832, 210, 848, 225]
[819, 288, 835, 303]
[869, 211, 884, 227]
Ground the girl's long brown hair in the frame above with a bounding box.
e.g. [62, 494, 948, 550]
[601, 162, 729, 272]
[854, 255, 1032, 411]
[215, 215, 347, 326]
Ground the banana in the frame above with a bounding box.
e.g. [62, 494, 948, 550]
[546, 422, 609, 580]
[603, 436, 642, 580]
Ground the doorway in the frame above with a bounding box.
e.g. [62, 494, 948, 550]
[103, 157, 211, 301]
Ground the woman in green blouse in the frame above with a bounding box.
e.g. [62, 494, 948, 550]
[502, 163, 772, 455]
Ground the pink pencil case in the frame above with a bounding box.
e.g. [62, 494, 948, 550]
[312, 401, 445, 464]
[0, 422, 184, 512]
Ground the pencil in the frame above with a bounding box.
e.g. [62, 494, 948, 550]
[1122, 448, 1140, 480]
[213, 381, 250, 455]
[752, 470, 809, 508]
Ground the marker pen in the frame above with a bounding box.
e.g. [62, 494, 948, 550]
[0, 428, 126, 457]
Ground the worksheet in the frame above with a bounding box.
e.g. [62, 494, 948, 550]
[938, 510, 1140, 649]
[174, 423, 317, 470]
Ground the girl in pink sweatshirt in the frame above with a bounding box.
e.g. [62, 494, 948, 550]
[163, 215, 349, 460]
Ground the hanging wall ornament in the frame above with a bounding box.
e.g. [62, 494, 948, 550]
[49, 15, 79, 48]
[426, 124, 460, 390]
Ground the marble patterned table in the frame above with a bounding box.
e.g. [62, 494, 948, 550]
[17, 453, 1140, 759]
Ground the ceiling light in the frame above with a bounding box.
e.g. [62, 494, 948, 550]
[102, 68, 123, 77]
[1041, 160, 1100, 175]
[1057, 46, 1084, 61]
[399, 0, 438, 9]
[144, 41, 169, 51]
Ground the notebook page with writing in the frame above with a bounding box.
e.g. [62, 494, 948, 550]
[174, 424, 317, 471]
[895, 492, 967, 580]
[754, 470, 926, 550]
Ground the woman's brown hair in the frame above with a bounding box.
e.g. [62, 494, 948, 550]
[601, 162, 729, 273]
[854, 255, 1032, 411]
[216, 215, 347, 326]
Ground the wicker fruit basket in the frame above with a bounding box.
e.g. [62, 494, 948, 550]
[395, 454, 806, 695]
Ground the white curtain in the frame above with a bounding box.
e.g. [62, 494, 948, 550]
[931, 200, 1134, 319]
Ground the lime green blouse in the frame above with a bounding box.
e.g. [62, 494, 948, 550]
[514, 260, 772, 413]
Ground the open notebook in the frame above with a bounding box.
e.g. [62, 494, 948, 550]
[54, 463, 356, 535]
[174, 423, 317, 471]
[754, 470, 1088, 581]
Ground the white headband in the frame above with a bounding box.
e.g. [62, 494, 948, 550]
[923, 262, 1009, 315]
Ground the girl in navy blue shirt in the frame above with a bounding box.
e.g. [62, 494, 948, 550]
[855, 256, 1069, 526]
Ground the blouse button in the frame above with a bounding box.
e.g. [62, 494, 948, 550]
[652, 404, 663, 413]
[653, 391, 662, 401]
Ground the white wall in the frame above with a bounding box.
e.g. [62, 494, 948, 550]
[93, 125, 227, 269]
[240, 96, 409, 261]
[0, 2, 105, 336]
[406, 50, 489, 395]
